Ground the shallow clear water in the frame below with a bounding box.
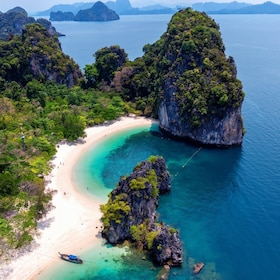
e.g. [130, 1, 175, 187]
[38, 15, 280, 280]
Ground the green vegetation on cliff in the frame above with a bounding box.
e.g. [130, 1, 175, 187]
[129, 169, 158, 198]
[100, 193, 131, 227]
[85, 45, 128, 88]
[160, 8, 244, 126]
[92, 8, 244, 127]
[130, 222, 160, 250]
[100, 156, 182, 266]
[0, 23, 81, 86]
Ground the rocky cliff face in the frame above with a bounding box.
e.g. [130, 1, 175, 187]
[110, 8, 245, 146]
[159, 90, 244, 147]
[28, 53, 81, 87]
[20, 24, 82, 87]
[115, 8, 245, 147]
[151, 224, 183, 266]
[156, 9, 245, 147]
[100, 156, 182, 266]
[101, 156, 170, 244]
[0, 23, 82, 87]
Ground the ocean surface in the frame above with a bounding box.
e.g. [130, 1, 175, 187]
[53, 14, 173, 68]
[38, 15, 280, 279]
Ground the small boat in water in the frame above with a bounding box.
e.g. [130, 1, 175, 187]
[58, 252, 83, 264]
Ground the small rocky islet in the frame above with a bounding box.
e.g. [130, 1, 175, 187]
[99, 156, 222, 279]
[100, 156, 183, 270]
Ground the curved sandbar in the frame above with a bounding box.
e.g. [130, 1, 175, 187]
[1, 116, 157, 280]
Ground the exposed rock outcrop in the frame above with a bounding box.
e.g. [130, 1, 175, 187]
[159, 95, 244, 147]
[74, 1, 119, 21]
[151, 224, 183, 266]
[112, 8, 245, 147]
[0, 23, 82, 86]
[100, 156, 182, 266]
[20, 24, 82, 87]
[0, 7, 63, 40]
[156, 8, 245, 147]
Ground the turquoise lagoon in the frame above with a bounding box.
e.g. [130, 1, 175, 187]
[37, 14, 280, 279]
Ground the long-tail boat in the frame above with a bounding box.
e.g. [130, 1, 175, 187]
[58, 252, 83, 264]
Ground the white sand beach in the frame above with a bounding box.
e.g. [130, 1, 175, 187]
[1, 116, 156, 280]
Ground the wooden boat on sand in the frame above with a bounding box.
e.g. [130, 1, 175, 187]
[58, 252, 83, 264]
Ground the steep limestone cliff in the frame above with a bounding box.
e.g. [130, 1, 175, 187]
[159, 89, 244, 147]
[156, 8, 245, 147]
[113, 8, 245, 147]
[100, 156, 182, 266]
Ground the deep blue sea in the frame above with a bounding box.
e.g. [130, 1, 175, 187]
[38, 15, 280, 280]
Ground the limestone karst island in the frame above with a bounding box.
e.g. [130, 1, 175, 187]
[100, 156, 183, 267]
